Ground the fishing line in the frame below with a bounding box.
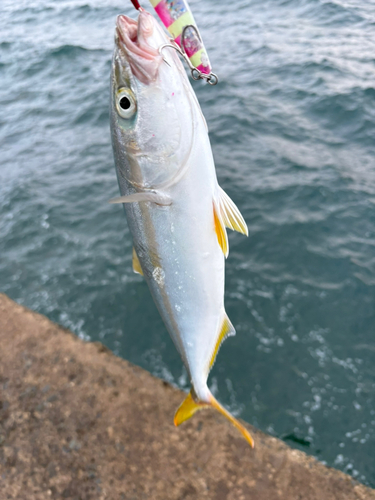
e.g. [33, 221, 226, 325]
[130, 0, 142, 10]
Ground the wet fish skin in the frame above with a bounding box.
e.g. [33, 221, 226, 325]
[110, 10, 253, 446]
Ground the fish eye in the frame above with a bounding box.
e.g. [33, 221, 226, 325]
[116, 88, 136, 119]
[120, 96, 131, 110]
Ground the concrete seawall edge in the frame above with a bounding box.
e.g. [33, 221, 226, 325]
[0, 293, 373, 500]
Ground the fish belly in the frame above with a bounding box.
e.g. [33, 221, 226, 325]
[124, 156, 224, 385]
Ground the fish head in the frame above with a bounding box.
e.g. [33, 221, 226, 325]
[111, 10, 197, 190]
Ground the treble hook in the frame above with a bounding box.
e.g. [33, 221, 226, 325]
[159, 27, 218, 86]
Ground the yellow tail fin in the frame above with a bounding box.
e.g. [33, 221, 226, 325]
[174, 390, 209, 425]
[174, 390, 254, 448]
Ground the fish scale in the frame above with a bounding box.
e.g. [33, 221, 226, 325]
[110, 8, 252, 447]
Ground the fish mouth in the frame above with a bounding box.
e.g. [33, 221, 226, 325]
[116, 11, 163, 85]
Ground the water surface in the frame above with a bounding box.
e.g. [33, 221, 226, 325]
[1, 0, 375, 485]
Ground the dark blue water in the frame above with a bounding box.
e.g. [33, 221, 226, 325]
[1, 0, 375, 486]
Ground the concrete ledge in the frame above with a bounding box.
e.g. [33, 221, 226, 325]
[0, 293, 373, 500]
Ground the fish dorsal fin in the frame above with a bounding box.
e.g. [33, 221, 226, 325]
[218, 186, 248, 236]
[132, 247, 143, 276]
[213, 200, 229, 258]
[209, 313, 236, 370]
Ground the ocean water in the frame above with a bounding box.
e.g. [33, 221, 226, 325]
[1, 0, 375, 485]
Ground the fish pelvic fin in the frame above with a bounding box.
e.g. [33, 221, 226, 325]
[209, 313, 236, 370]
[174, 389, 254, 448]
[132, 247, 143, 276]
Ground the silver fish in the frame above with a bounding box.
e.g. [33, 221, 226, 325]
[110, 9, 253, 447]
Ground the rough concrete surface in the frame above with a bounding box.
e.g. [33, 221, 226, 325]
[0, 293, 374, 500]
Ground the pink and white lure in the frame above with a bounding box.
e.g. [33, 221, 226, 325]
[130, 0, 217, 84]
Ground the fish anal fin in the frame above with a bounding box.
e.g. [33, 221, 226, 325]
[218, 186, 248, 236]
[209, 313, 236, 370]
[132, 247, 143, 276]
[213, 201, 229, 258]
[174, 390, 209, 426]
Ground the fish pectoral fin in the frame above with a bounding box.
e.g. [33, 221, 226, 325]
[209, 313, 236, 370]
[213, 200, 229, 258]
[132, 247, 143, 276]
[213, 186, 248, 257]
[109, 191, 172, 206]
[217, 186, 248, 236]
[174, 390, 209, 426]
[174, 389, 254, 448]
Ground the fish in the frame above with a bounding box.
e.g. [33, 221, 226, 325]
[110, 9, 253, 447]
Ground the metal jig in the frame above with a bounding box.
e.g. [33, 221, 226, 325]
[159, 32, 218, 86]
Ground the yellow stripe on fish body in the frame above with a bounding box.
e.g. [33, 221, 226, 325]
[111, 10, 252, 448]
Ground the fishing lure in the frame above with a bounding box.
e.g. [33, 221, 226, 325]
[130, 0, 218, 84]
